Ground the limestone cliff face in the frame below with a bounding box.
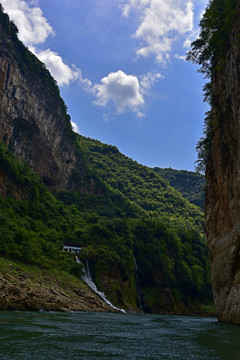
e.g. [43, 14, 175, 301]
[0, 21, 80, 193]
[205, 9, 240, 324]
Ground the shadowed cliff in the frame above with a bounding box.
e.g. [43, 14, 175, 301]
[189, 0, 240, 323]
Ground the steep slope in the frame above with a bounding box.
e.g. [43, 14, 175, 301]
[78, 136, 204, 230]
[0, 134, 212, 314]
[206, 5, 240, 324]
[189, 0, 240, 323]
[153, 168, 205, 211]
[0, 257, 116, 312]
[0, 6, 93, 194]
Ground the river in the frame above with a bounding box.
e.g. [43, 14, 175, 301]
[0, 311, 240, 359]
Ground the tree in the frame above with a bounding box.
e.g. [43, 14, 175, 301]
[187, 0, 238, 173]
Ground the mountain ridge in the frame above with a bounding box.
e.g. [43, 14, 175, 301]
[153, 167, 205, 211]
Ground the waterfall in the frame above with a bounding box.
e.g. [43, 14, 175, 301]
[76, 257, 126, 313]
[133, 254, 145, 311]
[133, 254, 138, 271]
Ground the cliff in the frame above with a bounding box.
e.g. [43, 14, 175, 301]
[0, 9, 87, 193]
[205, 4, 240, 323]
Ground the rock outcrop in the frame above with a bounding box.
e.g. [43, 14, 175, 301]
[0, 260, 117, 312]
[205, 7, 240, 324]
[0, 13, 82, 193]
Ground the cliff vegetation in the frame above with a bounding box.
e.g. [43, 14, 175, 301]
[187, 0, 238, 172]
[153, 167, 205, 211]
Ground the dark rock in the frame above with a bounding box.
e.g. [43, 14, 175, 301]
[205, 8, 240, 324]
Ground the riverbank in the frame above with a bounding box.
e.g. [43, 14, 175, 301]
[0, 257, 116, 312]
[0, 257, 215, 316]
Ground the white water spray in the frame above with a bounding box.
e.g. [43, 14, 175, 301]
[76, 257, 126, 313]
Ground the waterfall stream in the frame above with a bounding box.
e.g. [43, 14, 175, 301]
[133, 254, 145, 311]
[76, 257, 126, 313]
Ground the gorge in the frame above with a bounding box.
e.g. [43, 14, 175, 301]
[0, 3, 213, 314]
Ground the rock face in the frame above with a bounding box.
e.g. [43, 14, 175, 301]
[0, 261, 117, 312]
[0, 19, 80, 193]
[205, 10, 240, 324]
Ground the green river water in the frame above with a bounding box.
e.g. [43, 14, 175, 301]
[0, 311, 240, 359]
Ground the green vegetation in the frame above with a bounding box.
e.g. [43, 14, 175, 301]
[153, 167, 205, 211]
[0, 142, 84, 276]
[77, 136, 204, 230]
[0, 256, 87, 291]
[0, 4, 212, 312]
[187, 0, 238, 77]
[60, 136, 211, 308]
[187, 0, 238, 172]
[0, 139, 212, 310]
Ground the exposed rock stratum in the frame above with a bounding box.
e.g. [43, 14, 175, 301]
[205, 7, 240, 324]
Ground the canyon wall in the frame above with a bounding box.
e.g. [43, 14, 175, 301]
[0, 16, 80, 193]
[205, 8, 240, 324]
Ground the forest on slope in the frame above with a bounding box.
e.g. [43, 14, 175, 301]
[0, 5, 212, 313]
[154, 168, 205, 211]
[77, 136, 204, 228]
[0, 134, 212, 313]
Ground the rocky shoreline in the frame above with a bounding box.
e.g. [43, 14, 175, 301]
[0, 258, 215, 317]
[0, 259, 117, 313]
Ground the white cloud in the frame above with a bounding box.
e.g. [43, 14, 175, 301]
[3, 0, 163, 117]
[140, 71, 163, 94]
[183, 38, 192, 49]
[93, 70, 144, 117]
[174, 54, 187, 61]
[103, 113, 116, 122]
[122, 0, 194, 63]
[3, 1, 94, 88]
[31, 48, 80, 86]
[92, 69, 163, 117]
[1, 0, 54, 46]
[71, 121, 80, 133]
[32, 48, 94, 88]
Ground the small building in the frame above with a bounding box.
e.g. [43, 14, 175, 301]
[63, 243, 82, 253]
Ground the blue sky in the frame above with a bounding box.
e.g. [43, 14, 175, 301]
[2, 0, 209, 171]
